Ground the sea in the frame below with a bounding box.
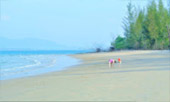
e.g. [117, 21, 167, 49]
[0, 50, 91, 80]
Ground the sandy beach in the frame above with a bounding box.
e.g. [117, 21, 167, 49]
[0, 50, 170, 101]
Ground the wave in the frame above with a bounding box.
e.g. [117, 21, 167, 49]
[0, 55, 80, 80]
[1, 59, 41, 72]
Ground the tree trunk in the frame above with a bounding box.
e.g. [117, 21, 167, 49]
[167, 26, 170, 48]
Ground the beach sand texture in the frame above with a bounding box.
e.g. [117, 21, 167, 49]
[0, 51, 170, 101]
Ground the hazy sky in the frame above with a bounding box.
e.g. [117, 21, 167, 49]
[0, 0, 168, 50]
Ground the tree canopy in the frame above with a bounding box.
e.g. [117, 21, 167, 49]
[112, 0, 170, 50]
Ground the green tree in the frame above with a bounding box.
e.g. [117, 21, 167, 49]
[134, 10, 145, 49]
[112, 36, 126, 50]
[145, 0, 159, 49]
[168, 0, 170, 14]
[123, 2, 136, 49]
[111, 0, 170, 50]
[167, 0, 170, 48]
[157, 0, 169, 49]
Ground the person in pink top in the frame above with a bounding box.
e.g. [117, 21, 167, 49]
[109, 59, 115, 68]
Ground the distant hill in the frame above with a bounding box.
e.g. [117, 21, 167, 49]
[0, 37, 65, 50]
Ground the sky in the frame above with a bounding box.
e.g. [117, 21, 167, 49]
[0, 0, 168, 50]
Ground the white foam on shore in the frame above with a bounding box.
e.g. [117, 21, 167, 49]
[1, 59, 41, 72]
[0, 55, 80, 80]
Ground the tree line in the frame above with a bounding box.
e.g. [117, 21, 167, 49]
[112, 0, 170, 50]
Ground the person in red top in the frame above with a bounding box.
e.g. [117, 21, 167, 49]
[118, 58, 121, 64]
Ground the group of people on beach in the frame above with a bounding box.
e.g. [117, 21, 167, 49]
[109, 58, 121, 68]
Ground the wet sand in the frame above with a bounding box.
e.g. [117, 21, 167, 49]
[0, 50, 170, 101]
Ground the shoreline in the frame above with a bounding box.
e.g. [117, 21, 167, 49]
[0, 55, 81, 80]
[1, 50, 169, 81]
[0, 50, 169, 101]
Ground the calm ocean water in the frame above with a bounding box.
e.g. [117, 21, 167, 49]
[0, 50, 91, 80]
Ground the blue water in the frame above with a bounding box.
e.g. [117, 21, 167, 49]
[0, 50, 91, 80]
[0, 50, 91, 55]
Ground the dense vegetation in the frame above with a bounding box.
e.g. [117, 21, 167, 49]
[112, 0, 170, 50]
